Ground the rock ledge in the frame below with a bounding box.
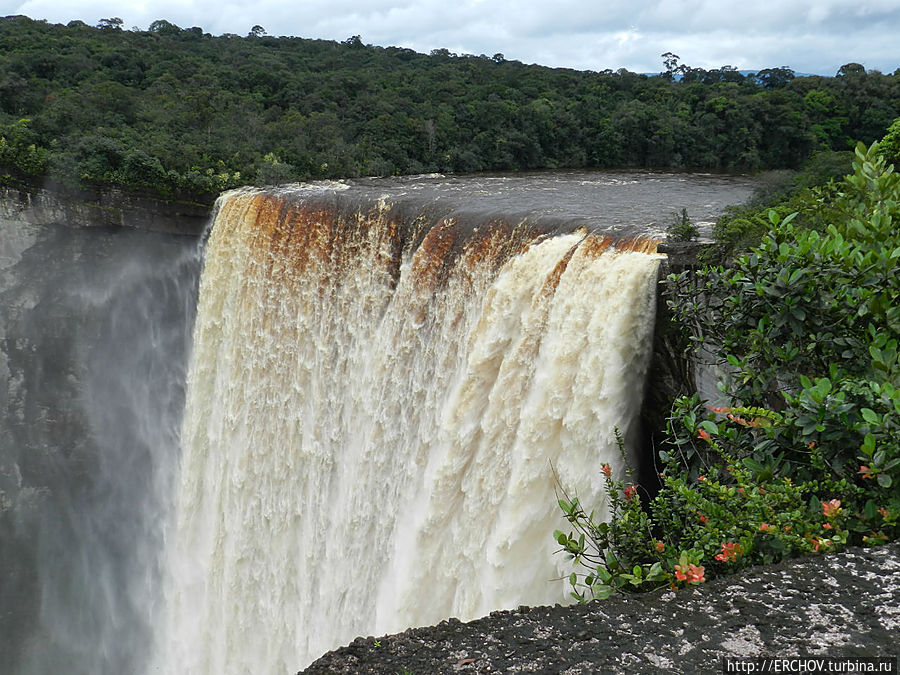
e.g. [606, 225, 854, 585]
[301, 544, 899, 674]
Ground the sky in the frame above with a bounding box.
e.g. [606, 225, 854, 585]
[3, 0, 900, 76]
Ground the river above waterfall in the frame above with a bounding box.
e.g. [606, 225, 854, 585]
[287, 169, 757, 239]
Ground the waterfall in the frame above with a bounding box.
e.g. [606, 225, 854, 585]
[157, 186, 662, 673]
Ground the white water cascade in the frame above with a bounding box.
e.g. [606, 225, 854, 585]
[157, 187, 663, 673]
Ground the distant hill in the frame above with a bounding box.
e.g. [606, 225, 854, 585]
[1, 15, 898, 199]
[648, 70, 820, 78]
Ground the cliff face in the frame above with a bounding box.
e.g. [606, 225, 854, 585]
[634, 242, 707, 491]
[0, 203, 200, 674]
[0, 182, 211, 236]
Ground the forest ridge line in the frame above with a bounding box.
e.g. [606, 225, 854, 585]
[1, 15, 899, 201]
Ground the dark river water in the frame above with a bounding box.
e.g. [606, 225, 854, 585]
[350, 170, 757, 237]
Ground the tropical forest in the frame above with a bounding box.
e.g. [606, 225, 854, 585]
[1, 14, 899, 203]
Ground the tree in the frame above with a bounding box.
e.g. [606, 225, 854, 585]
[837, 63, 866, 78]
[879, 117, 900, 164]
[756, 67, 795, 89]
[149, 19, 181, 36]
[661, 52, 687, 80]
[97, 17, 123, 31]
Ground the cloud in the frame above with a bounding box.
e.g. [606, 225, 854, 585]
[2, 0, 898, 74]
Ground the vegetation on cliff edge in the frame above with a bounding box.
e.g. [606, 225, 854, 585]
[556, 134, 900, 599]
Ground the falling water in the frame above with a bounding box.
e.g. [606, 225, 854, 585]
[157, 186, 664, 672]
[0, 221, 199, 675]
[0, 170, 757, 675]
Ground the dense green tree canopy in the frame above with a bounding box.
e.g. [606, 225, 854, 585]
[1, 15, 899, 200]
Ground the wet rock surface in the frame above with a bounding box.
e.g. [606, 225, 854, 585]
[301, 544, 900, 674]
[1, 183, 211, 235]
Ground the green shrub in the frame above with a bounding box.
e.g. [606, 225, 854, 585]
[555, 140, 900, 599]
[0, 118, 50, 176]
[879, 117, 900, 165]
[666, 208, 699, 242]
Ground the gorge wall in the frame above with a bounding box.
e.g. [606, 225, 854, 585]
[0, 181, 211, 235]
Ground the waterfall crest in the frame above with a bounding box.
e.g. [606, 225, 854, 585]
[159, 187, 662, 672]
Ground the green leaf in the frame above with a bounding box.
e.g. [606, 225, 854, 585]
[646, 562, 665, 581]
[788, 268, 806, 284]
[699, 420, 719, 435]
[882, 458, 900, 471]
[743, 457, 765, 472]
[591, 584, 613, 599]
[860, 408, 881, 425]
[863, 500, 880, 520]
[861, 433, 876, 456]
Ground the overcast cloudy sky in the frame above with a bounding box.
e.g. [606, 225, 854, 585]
[3, 0, 899, 76]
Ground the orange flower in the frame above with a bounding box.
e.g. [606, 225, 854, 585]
[727, 413, 749, 426]
[821, 499, 841, 518]
[759, 523, 773, 532]
[601, 463, 612, 479]
[699, 514, 708, 524]
[860, 465, 874, 479]
[674, 563, 706, 584]
[697, 475, 707, 482]
[624, 485, 636, 501]
[822, 523, 833, 530]
[655, 541, 665, 553]
[697, 429, 711, 441]
[714, 541, 742, 563]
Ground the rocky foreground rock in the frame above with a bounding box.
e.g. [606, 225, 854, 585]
[301, 544, 899, 674]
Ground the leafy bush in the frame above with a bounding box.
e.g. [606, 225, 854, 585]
[555, 140, 900, 600]
[0, 118, 50, 177]
[710, 150, 854, 259]
[880, 117, 900, 165]
[666, 208, 698, 242]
